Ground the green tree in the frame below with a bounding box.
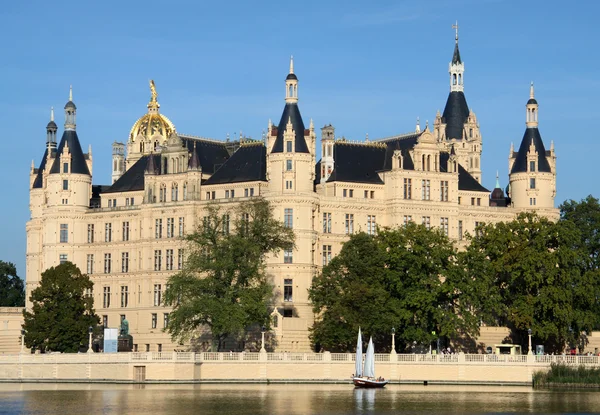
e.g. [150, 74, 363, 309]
[463, 212, 598, 353]
[309, 224, 486, 352]
[0, 261, 24, 307]
[560, 195, 600, 272]
[23, 262, 99, 352]
[164, 198, 294, 351]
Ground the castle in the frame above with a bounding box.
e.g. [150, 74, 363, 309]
[26, 31, 558, 352]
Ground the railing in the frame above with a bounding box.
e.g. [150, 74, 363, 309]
[1, 352, 598, 365]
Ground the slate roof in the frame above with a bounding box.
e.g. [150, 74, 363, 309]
[452, 41, 462, 64]
[270, 103, 309, 153]
[510, 127, 552, 174]
[104, 155, 157, 193]
[441, 91, 469, 141]
[182, 137, 230, 174]
[49, 130, 90, 175]
[32, 148, 49, 189]
[203, 144, 267, 185]
[457, 164, 489, 192]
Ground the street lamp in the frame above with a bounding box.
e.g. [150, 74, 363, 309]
[87, 326, 94, 353]
[527, 328, 533, 356]
[260, 325, 266, 353]
[391, 327, 397, 355]
[20, 329, 25, 354]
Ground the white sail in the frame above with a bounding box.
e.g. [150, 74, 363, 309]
[363, 337, 375, 378]
[355, 328, 363, 377]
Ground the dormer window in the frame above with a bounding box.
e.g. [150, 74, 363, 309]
[63, 163, 69, 173]
[530, 161, 535, 172]
[286, 141, 293, 152]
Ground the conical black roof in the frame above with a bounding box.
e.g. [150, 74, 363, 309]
[48, 130, 90, 175]
[510, 128, 551, 174]
[442, 91, 469, 140]
[452, 41, 462, 64]
[270, 103, 309, 153]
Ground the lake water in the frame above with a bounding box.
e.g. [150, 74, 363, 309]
[0, 384, 599, 414]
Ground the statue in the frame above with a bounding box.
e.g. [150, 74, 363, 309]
[150, 80, 158, 102]
[120, 318, 129, 337]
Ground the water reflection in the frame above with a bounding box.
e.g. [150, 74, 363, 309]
[0, 384, 599, 414]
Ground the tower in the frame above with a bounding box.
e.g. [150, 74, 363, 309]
[46, 107, 57, 152]
[433, 22, 483, 182]
[64, 86, 76, 131]
[508, 83, 556, 209]
[112, 142, 125, 184]
[320, 124, 335, 183]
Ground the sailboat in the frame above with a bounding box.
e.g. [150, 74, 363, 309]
[352, 328, 389, 388]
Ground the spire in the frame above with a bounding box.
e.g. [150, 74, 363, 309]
[145, 152, 158, 175]
[415, 116, 421, 133]
[188, 142, 201, 171]
[285, 56, 298, 104]
[64, 86, 76, 131]
[449, 22, 464, 92]
[289, 55, 294, 74]
[495, 171, 500, 189]
[50, 107, 54, 122]
[526, 82, 539, 128]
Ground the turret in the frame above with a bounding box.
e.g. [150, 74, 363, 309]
[508, 84, 556, 209]
[112, 142, 125, 184]
[320, 124, 335, 183]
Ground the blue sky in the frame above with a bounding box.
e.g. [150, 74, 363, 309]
[1, 0, 599, 277]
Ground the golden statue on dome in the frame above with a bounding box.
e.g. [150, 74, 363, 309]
[148, 79, 160, 109]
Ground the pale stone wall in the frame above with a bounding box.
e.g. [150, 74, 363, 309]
[2, 352, 599, 385]
[0, 308, 24, 355]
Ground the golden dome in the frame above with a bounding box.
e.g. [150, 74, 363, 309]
[129, 80, 176, 141]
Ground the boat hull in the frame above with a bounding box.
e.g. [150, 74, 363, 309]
[352, 377, 389, 388]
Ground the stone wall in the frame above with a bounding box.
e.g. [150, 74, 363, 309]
[0, 308, 24, 355]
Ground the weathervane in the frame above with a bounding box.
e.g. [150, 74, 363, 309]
[452, 21, 459, 41]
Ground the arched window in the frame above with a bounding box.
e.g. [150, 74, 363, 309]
[159, 184, 167, 202]
[171, 183, 178, 202]
[427, 155, 431, 171]
[183, 182, 188, 200]
[453, 74, 457, 85]
[288, 84, 293, 97]
[140, 142, 144, 152]
[458, 74, 462, 85]
[422, 154, 426, 171]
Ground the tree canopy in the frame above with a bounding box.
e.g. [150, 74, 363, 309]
[309, 224, 487, 352]
[164, 198, 295, 351]
[0, 261, 24, 307]
[462, 212, 598, 353]
[23, 262, 99, 352]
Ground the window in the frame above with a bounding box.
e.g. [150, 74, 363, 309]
[105, 223, 112, 242]
[104, 253, 111, 274]
[59, 254, 67, 264]
[421, 180, 430, 200]
[343, 189, 347, 198]
[530, 161, 536, 172]
[458, 196, 461, 205]
[183, 183, 188, 200]
[151, 313, 157, 329]
[283, 309, 293, 318]
[284, 248, 293, 264]
[458, 220, 463, 240]
[477, 198, 481, 206]
[323, 213, 331, 233]
[286, 160, 293, 171]
[322, 245, 332, 266]
[370, 191, 375, 199]
[102, 315, 108, 328]
[87, 224, 95, 243]
[284, 279, 293, 302]
[250, 188, 254, 197]
[178, 217, 185, 237]
[345, 213, 354, 234]
[85, 287, 93, 298]
[103, 286, 111, 308]
[60, 224, 68, 243]
[286, 141, 292, 152]
[440, 217, 449, 236]
[244, 188, 249, 197]
[63, 180, 68, 190]
[171, 183, 178, 201]
[167, 218, 174, 238]
[530, 197, 537, 206]
[367, 215, 376, 235]
[422, 216, 431, 230]
[155, 219, 162, 239]
[122, 221, 129, 241]
[163, 313, 169, 329]
[225, 190, 230, 198]
[63, 162, 68, 173]
[364, 190, 368, 198]
[285, 180, 293, 189]
[159, 184, 167, 202]
[154, 250, 162, 271]
[178, 249, 184, 270]
[403, 178, 412, 199]
[121, 286, 129, 308]
[219, 214, 229, 234]
[166, 249, 174, 270]
[86, 254, 94, 274]
[206, 191, 211, 200]
[403, 215, 412, 225]
[440, 181, 449, 202]
[530, 178, 536, 189]
[153, 284, 162, 306]
[471, 197, 475, 206]
[231, 189, 235, 198]
[349, 189, 354, 198]
[121, 252, 129, 273]
[284, 208, 293, 228]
